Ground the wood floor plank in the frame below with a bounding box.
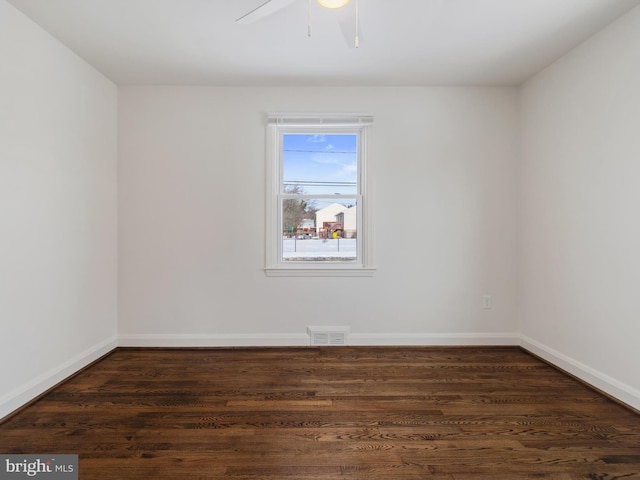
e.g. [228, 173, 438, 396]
[1, 346, 639, 479]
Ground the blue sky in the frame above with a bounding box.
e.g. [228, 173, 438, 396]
[282, 133, 357, 196]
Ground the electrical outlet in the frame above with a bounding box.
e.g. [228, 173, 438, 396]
[482, 295, 492, 309]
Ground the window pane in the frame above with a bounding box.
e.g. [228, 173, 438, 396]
[283, 134, 357, 195]
[282, 198, 357, 262]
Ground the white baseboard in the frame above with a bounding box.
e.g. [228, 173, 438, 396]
[119, 332, 520, 347]
[348, 332, 520, 346]
[0, 336, 117, 420]
[118, 333, 310, 347]
[518, 335, 640, 412]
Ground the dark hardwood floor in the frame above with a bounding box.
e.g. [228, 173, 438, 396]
[1, 347, 639, 479]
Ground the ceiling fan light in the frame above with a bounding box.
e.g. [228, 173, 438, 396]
[317, 0, 351, 9]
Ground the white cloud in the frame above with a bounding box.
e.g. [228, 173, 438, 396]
[342, 163, 357, 174]
[307, 134, 326, 143]
[311, 153, 342, 165]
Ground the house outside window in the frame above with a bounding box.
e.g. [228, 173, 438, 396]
[265, 114, 375, 277]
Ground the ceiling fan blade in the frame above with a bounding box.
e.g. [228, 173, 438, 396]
[236, 0, 299, 24]
[337, 5, 362, 48]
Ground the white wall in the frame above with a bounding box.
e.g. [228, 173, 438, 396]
[118, 86, 519, 346]
[519, 5, 640, 409]
[0, 0, 118, 418]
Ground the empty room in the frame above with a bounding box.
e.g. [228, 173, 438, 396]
[1, 0, 639, 478]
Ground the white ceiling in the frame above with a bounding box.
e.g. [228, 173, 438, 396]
[6, 0, 640, 86]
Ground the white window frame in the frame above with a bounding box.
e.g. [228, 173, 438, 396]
[265, 114, 375, 277]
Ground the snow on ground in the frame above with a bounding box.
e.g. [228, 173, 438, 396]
[282, 238, 356, 260]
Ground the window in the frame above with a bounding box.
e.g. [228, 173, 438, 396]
[265, 114, 375, 276]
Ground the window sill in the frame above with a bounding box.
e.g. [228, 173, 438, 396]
[265, 267, 376, 277]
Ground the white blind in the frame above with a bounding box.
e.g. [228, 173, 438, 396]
[267, 113, 374, 127]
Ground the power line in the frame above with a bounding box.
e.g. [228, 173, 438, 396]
[283, 149, 356, 154]
[284, 180, 356, 186]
